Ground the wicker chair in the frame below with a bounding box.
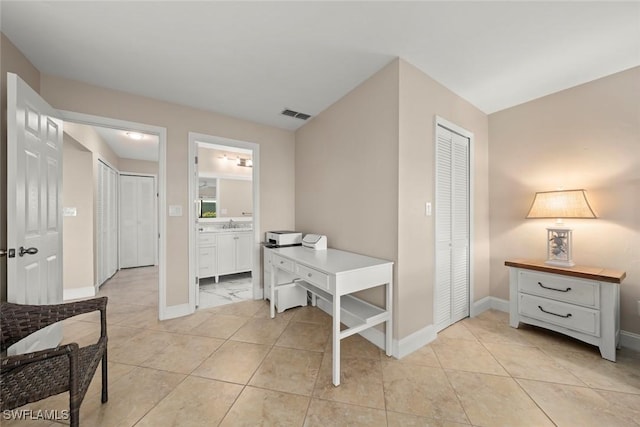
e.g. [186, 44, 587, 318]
[0, 297, 108, 427]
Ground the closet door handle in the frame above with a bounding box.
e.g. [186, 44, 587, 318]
[538, 282, 571, 292]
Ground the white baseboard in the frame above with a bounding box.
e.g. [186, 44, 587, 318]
[620, 330, 640, 352]
[63, 286, 95, 301]
[161, 303, 192, 320]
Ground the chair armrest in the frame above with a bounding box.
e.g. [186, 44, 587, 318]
[1, 297, 108, 352]
[0, 343, 79, 373]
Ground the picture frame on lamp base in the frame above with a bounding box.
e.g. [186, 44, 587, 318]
[546, 227, 574, 267]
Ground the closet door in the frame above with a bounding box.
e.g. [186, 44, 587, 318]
[434, 124, 470, 332]
[97, 161, 117, 286]
[120, 175, 156, 268]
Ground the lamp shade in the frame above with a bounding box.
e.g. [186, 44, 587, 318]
[526, 189, 597, 219]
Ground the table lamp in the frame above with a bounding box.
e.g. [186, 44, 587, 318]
[526, 189, 597, 267]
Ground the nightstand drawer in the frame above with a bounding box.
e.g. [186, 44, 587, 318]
[272, 254, 294, 273]
[518, 271, 599, 308]
[519, 293, 600, 337]
[296, 263, 329, 290]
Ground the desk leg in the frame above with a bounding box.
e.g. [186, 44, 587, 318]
[332, 293, 341, 386]
[270, 268, 276, 319]
[386, 279, 393, 357]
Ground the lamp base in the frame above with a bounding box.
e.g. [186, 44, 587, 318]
[544, 259, 575, 268]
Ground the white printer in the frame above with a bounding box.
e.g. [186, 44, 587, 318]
[302, 234, 327, 250]
[265, 231, 302, 247]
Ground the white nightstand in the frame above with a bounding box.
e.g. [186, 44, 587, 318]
[506, 259, 626, 362]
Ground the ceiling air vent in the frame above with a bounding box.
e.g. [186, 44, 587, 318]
[281, 109, 311, 120]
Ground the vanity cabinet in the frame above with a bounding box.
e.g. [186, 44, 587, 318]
[198, 232, 217, 279]
[217, 232, 252, 276]
[506, 259, 625, 362]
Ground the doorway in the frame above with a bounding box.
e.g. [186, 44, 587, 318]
[188, 133, 260, 312]
[60, 111, 168, 319]
[433, 116, 473, 333]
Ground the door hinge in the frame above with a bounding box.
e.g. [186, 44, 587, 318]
[195, 276, 199, 283]
[195, 156, 198, 164]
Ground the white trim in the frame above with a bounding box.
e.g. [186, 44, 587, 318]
[63, 286, 95, 301]
[162, 303, 192, 320]
[620, 330, 640, 352]
[472, 296, 510, 316]
[59, 110, 167, 321]
[188, 132, 262, 313]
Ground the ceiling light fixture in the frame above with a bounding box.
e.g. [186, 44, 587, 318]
[126, 132, 144, 140]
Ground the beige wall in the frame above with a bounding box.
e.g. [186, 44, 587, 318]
[62, 134, 94, 291]
[295, 59, 490, 341]
[488, 66, 640, 334]
[0, 33, 42, 301]
[40, 74, 296, 306]
[397, 60, 490, 338]
[295, 59, 400, 320]
[120, 158, 159, 176]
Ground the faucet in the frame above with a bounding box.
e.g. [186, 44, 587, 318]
[228, 219, 234, 229]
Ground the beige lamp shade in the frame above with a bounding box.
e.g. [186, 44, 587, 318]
[526, 189, 597, 219]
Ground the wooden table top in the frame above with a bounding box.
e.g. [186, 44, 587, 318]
[505, 259, 626, 284]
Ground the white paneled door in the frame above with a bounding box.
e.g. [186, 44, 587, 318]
[7, 73, 63, 353]
[97, 161, 118, 285]
[434, 121, 470, 332]
[120, 174, 156, 269]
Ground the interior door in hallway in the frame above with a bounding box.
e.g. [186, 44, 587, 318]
[120, 174, 156, 268]
[434, 121, 471, 332]
[6, 73, 63, 353]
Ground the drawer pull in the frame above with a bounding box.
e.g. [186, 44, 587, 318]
[538, 282, 571, 293]
[280, 261, 284, 264]
[538, 305, 572, 318]
[307, 273, 312, 277]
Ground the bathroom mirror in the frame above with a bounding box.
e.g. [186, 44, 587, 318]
[198, 176, 252, 220]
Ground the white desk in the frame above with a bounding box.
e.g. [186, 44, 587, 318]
[269, 246, 393, 386]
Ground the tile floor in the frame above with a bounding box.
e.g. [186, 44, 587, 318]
[6, 266, 640, 426]
[198, 272, 253, 310]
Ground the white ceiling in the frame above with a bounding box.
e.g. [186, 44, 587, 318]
[92, 126, 159, 162]
[2, 1, 639, 134]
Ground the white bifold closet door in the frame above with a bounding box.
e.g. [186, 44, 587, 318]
[434, 123, 470, 332]
[120, 174, 156, 269]
[97, 161, 118, 286]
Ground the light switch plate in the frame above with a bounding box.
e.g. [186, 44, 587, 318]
[63, 207, 77, 217]
[425, 202, 432, 216]
[169, 205, 183, 216]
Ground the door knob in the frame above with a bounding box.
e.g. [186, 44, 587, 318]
[18, 246, 38, 257]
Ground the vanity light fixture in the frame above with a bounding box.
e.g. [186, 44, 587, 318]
[526, 189, 597, 267]
[237, 157, 252, 168]
[126, 132, 144, 140]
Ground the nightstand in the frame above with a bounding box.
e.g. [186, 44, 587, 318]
[505, 259, 626, 362]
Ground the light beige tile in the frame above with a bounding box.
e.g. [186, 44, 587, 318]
[386, 411, 471, 426]
[230, 316, 289, 345]
[140, 335, 224, 374]
[430, 337, 508, 376]
[203, 299, 265, 317]
[80, 367, 185, 427]
[304, 399, 387, 427]
[291, 305, 333, 326]
[314, 354, 385, 409]
[220, 386, 309, 427]
[276, 320, 330, 352]
[60, 319, 100, 345]
[326, 333, 383, 360]
[190, 313, 249, 339]
[116, 306, 161, 329]
[253, 302, 299, 321]
[382, 362, 468, 423]
[395, 344, 441, 368]
[150, 310, 214, 333]
[462, 316, 533, 346]
[447, 370, 553, 427]
[437, 322, 477, 341]
[484, 341, 585, 385]
[135, 376, 243, 427]
[249, 347, 322, 395]
[542, 345, 640, 394]
[518, 378, 639, 427]
[108, 329, 177, 366]
[106, 324, 146, 351]
[192, 340, 270, 384]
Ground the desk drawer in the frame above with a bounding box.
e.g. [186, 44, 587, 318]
[519, 293, 599, 337]
[296, 263, 329, 290]
[519, 271, 598, 308]
[272, 254, 294, 273]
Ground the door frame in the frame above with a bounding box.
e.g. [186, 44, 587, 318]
[59, 110, 168, 319]
[433, 115, 475, 330]
[188, 132, 261, 313]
